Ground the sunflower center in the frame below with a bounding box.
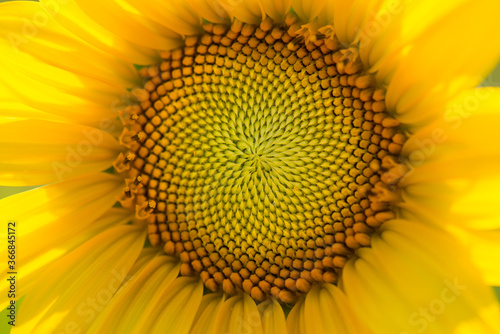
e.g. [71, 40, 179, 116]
[115, 16, 407, 304]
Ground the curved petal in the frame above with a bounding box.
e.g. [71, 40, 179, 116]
[11, 224, 146, 334]
[0, 173, 124, 309]
[453, 228, 500, 286]
[190, 293, 225, 334]
[333, 0, 384, 45]
[215, 294, 264, 334]
[125, 0, 202, 36]
[0, 93, 69, 124]
[0, 44, 128, 126]
[303, 284, 369, 334]
[87, 253, 181, 333]
[400, 177, 500, 231]
[260, 0, 292, 22]
[450, 176, 500, 230]
[0, 207, 132, 310]
[0, 120, 121, 186]
[316, 0, 334, 26]
[286, 297, 307, 334]
[72, 0, 184, 51]
[133, 277, 204, 334]
[401, 88, 500, 185]
[384, 1, 500, 125]
[343, 220, 500, 334]
[218, 0, 264, 24]
[39, 0, 159, 65]
[292, 0, 328, 22]
[185, 0, 230, 24]
[360, 0, 472, 71]
[258, 298, 287, 334]
[0, 1, 140, 90]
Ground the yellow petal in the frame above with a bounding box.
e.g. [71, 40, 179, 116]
[190, 293, 225, 334]
[0, 120, 121, 186]
[385, 1, 500, 125]
[316, 0, 334, 26]
[218, 0, 264, 24]
[292, 0, 328, 22]
[343, 220, 500, 334]
[450, 176, 500, 230]
[401, 177, 500, 231]
[215, 294, 264, 334]
[303, 284, 369, 334]
[87, 253, 181, 333]
[399, 182, 459, 227]
[258, 298, 287, 334]
[185, 0, 230, 24]
[453, 228, 500, 286]
[125, 0, 202, 36]
[0, 48, 126, 125]
[39, 0, 159, 65]
[0, 208, 132, 310]
[0, 44, 125, 102]
[11, 224, 146, 334]
[286, 297, 307, 334]
[0, 1, 140, 90]
[401, 88, 500, 185]
[333, 0, 384, 45]
[0, 94, 68, 124]
[72, 0, 183, 50]
[125, 247, 161, 278]
[134, 277, 203, 334]
[260, 0, 292, 22]
[360, 0, 471, 71]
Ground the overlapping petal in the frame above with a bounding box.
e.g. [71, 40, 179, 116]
[11, 224, 146, 333]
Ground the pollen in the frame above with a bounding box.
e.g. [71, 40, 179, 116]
[115, 15, 407, 304]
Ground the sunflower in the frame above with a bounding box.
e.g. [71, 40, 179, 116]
[1, 0, 500, 332]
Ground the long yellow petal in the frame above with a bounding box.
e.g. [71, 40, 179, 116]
[260, 0, 292, 22]
[402, 88, 500, 185]
[39, 0, 159, 65]
[218, 0, 264, 24]
[134, 277, 203, 334]
[333, 0, 384, 45]
[87, 253, 181, 333]
[303, 284, 369, 334]
[0, 48, 127, 125]
[0, 45, 125, 103]
[125, 0, 202, 36]
[0, 120, 121, 186]
[453, 228, 500, 286]
[185, 0, 230, 24]
[401, 177, 500, 231]
[286, 297, 307, 334]
[190, 293, 225, 334]
[317, 0, 334, 26]
[258, 298, 287, 334]
[0, 91, 68, 124]
[0, 1, 140, 90]
[385, 1, 500, 125]
[343, 220, 500, 334]
[292, 0, 328, 22]
[72, 0, 183, 50]
[215, 294, 264, 334]
[11, 224, 146, 334]
[450, 176, 500, 230]
[360, 0, 471, 71]
[0, 208, 132, 310]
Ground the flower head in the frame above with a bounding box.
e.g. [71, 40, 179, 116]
[1, 0, 500, 333]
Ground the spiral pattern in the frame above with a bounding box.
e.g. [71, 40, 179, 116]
[115, 16, 406, 303]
